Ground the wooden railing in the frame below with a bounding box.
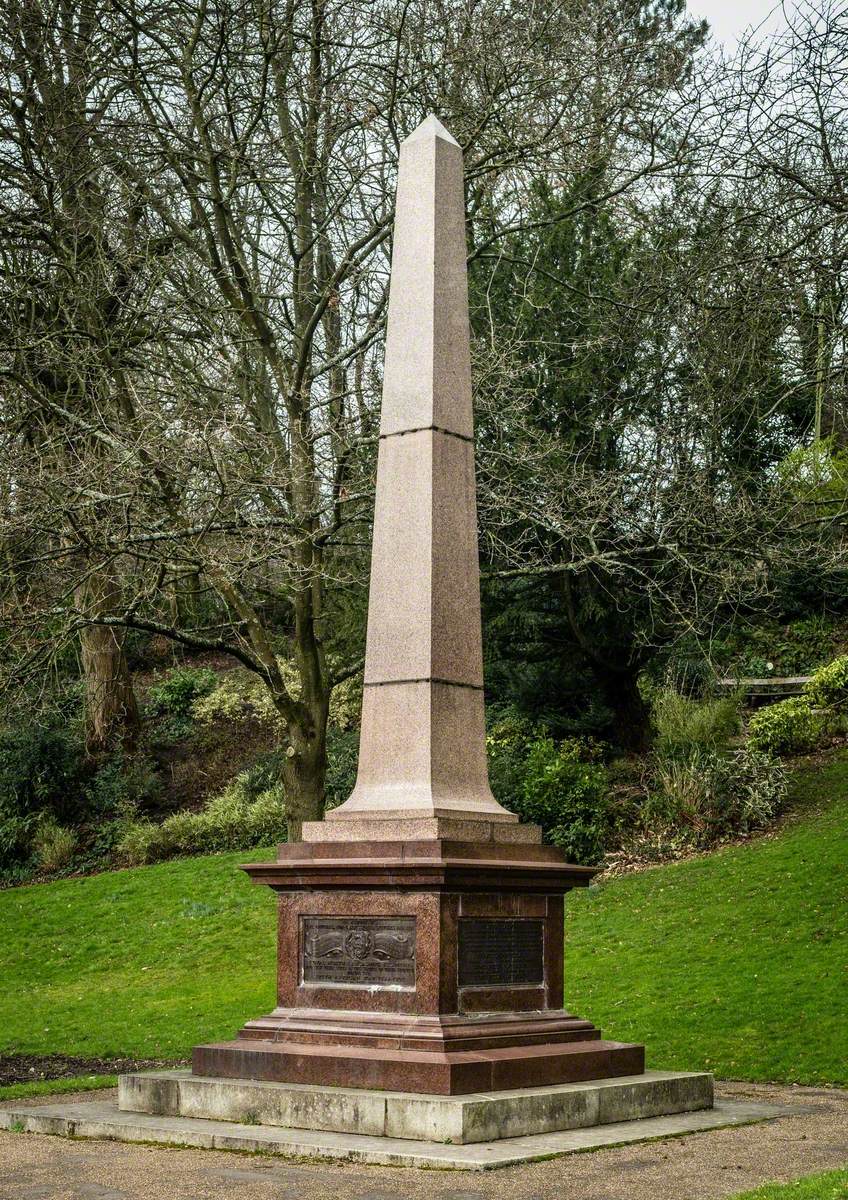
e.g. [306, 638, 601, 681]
[716, 676, 810, 705]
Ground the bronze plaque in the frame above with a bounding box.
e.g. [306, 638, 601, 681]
[301, 916, 416, 988]
[458, 918, 544, 988]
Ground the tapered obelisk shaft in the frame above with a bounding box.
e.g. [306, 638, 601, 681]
[329, 116, 512, 823]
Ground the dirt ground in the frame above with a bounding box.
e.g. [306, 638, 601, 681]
[0, 1057, 187, 1089]
[0, 1081, 845, 1200]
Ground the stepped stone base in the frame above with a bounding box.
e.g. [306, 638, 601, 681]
[192, 1035, 644, 1095]
[119, 1069, 713, 1144]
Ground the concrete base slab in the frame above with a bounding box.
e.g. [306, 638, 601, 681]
[118, 1068, 713, 1144]
[0, 1097, 793, 1169]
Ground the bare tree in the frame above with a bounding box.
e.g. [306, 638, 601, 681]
[3, 0, 817, 816]
[0, 0, 150, 753]
[469, 1, 848, 740]
[736, 0, 848, 444]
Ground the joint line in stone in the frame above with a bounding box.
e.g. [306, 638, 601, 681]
[364, 677, 484, 691]
[379, 425, 474, 444]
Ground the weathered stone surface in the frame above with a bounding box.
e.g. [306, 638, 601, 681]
[301, 817, 542, 844]
[119, 1069, 713, 1144]
[0, 1095, 788, 1169]
[328, 116, 509, 825]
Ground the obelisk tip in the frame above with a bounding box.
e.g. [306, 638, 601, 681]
[402, 114, 460, 147]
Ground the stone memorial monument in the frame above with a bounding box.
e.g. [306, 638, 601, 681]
[190, 113, 642, 1094]
[118, 116, 714, 1149]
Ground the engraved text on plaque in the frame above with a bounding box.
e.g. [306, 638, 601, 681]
[458, 918, 544, 988]
[301, 917, 416, 988]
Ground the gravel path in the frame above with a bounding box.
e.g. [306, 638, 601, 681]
[0, 1081, 845, 1200]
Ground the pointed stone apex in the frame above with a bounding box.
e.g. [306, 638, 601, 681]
[403, 114, 460, 147]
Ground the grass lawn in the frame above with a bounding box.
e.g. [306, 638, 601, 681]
[565, 752, 848, 1085]
[0, 847, 277, 1059]
[0, 753, 845, 1084]
[730, 1169, 848, 1199]
[0, 1075, 115, 1102]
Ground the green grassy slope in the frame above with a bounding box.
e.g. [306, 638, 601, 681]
[565, 754, 848, 1085]
[0, 848, 277, 1059]
[0, 755, 845, 1083]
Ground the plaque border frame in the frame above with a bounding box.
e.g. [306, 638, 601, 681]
[299, 914, 417, 991]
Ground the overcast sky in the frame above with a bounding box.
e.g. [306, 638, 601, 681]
[689, 0, 797, 46]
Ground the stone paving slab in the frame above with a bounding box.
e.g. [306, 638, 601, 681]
[0, 1097, 795, 1169]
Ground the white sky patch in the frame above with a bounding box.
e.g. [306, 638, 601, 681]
[690, 0, 798, 46]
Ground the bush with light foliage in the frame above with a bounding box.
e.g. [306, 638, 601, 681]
[192, 666, 361, 732]
[804, 655, 848, 711]
[116, 774, 285, 866]
[651, 686, 739, 759]
[748, 698, 829, 756]
[33, 818, 77, 873]
[648, 747, 786, 844]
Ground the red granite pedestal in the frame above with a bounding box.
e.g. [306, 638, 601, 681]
[192, 836, 645, 1096]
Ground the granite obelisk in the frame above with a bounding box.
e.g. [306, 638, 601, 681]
[329, 114, 511, 825]
[187, 116, 646, 1095]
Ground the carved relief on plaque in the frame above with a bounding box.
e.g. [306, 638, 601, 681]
[301, 916, 416, 988]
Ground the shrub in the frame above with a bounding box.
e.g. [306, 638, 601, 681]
[327, 675, 363, 732]
[805, 655, 848, 711]
[149, 667, 218, 719]
[643, 747, 787, 848]
[325, 727, 359, 811]
[206, 786, 284, 847]
[485, 714, 609, 863]
[0, 812, 35, 871]
[193, 665, 361, 732]
[86, 755, 161, 817]
[717, 748, 788, 832]
[0, 719, 87, 867]
[233, 750, 285, 801]
[710, 613, 840, 677]
[192, 673, 272, 726]
[486, 710, 541, 809]
[116, 775, 285, 866]
[33, 819, 77, 873]
[0, 719, 86, 826]
[748, 697, 828, 756]
[651, 687, 739, 759]
[645, 752, 716, 835]
[512, 738, 609, 865]
[115, 820, 165, 867]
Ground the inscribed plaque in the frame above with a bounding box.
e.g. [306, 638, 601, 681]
[458, 918, 544, 988]
[301, 916, 416, 987]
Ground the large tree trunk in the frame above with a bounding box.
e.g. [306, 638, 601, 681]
[280, 704, 328, 842]
[596, 665, 651, 753]
[77, 574, 140, 756]
[558, 576, 651, 752]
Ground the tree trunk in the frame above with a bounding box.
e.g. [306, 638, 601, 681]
[76, 574, 140, 756]
[596, 666, 651, 753]
[280, 708, 328, 842]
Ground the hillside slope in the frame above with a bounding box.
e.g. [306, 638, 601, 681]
[566, 754, 848, 1085]
[1, 754, 845, 1084]
[0, 848, 277, 1060]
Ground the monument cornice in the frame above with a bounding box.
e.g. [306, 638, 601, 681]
[241, 850, 597, 894]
